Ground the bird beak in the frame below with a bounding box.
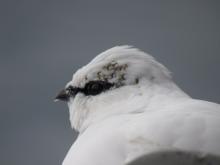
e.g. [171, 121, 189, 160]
[54, 89, 69, 102]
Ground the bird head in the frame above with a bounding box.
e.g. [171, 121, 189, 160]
[55, 46, 171, 132]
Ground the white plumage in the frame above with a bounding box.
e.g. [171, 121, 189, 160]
[56, 46, 220, 165]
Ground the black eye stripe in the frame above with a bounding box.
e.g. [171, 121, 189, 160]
[66, 86, 81, 96]
[66, 81, 114, 97]
[83, 81, 114, 96]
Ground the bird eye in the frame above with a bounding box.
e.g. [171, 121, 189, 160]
[84, 81, 113, 96]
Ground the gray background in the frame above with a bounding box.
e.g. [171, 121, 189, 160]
[1, 0, 220, 165]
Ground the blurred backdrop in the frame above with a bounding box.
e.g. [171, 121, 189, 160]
[1, 0, 220, 165]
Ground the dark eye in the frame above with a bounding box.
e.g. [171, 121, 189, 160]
[84, 81, 113, 96]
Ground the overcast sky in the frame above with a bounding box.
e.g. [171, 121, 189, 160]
[1, 0, 220, 165]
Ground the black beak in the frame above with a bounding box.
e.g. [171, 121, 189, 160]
[54, 89, 69, 102]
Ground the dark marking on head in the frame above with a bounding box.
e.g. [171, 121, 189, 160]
[64, 81, 115, 98]
[83, 81, 114, 96]
[90, 61, 129, 89]
[119, 74, 126, 81]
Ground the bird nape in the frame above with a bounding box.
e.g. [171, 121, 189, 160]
[55, 46, 220, 165]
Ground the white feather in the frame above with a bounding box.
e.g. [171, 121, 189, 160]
[61, 46, 220, 165]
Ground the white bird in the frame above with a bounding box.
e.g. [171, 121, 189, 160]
[55, 46, 220, 165]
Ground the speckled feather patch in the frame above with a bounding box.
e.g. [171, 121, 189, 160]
[94, 60, 128, 87]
